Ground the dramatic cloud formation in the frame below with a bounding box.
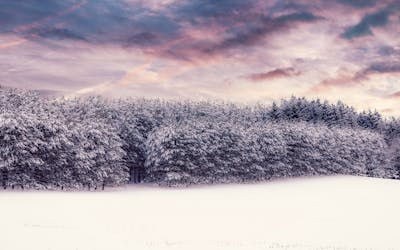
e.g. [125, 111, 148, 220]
[0, 0, 399, 116]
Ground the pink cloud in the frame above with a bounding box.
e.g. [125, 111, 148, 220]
[0, 38, 27, 49]
[388, 91, 400, 98]
[246, 67, 301, 82]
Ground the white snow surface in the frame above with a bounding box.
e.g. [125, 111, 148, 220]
[1, 176, 399, 250]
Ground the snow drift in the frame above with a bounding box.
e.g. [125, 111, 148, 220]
[1, 176, 399, 250]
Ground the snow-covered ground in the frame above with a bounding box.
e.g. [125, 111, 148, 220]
[1, 176, 399, 250]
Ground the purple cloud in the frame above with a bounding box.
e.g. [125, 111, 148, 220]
[246, 68, 301, 82]
[341, 3, 399, 39]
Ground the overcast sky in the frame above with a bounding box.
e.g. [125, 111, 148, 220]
[0, 0, 399, 116]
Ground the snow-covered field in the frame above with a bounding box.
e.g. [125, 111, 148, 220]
[1, 176, 399, 250]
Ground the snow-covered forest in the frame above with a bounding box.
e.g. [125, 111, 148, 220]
[0, 87, 399, 189]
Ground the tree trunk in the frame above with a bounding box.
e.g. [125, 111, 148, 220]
[1, 169, 7, 190]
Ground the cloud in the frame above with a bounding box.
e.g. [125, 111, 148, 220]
[378, 46, 398, 56]
[31, 28, 86, 41]
[125, 32, 160, 47]
[0, 0, 323, 60]
[388, 91, 400, 98]
[341, 8, 392, 39]
[365, 62, 400, 74]
[310, 73, 365, 93]
[246, 67, 301, 82]
[1, 0, 400, 117]
[335, 0, 378, 8]
[174, 0, 253, 21]
[311, 60, 400, 93]
[1, 1, 137, 41]
[0, 38, 27, 49]
[204, 12, 321, 54]
[0, 1, 79, 32]
[2, 0, 89, 38]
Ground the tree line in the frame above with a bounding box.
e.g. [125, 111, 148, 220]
[0, 87, 399, 189]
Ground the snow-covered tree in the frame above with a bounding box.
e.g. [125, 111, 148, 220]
[386, 138, 400, 179]
[0, 86, 397, 188]
[0, 113, 45, 189]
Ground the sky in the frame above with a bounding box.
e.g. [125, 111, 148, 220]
[0, 0, 399, 116]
